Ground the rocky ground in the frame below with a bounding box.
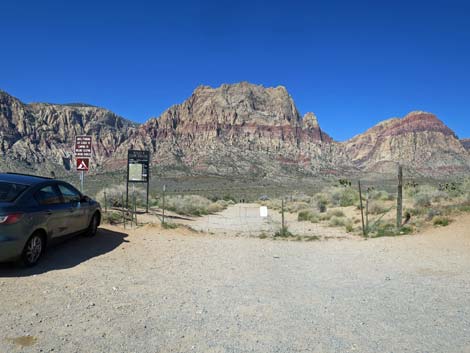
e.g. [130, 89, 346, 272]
[1, 214, 470, 353]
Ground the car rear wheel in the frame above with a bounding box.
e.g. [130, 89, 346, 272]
[85, 213, 99, 237]
[21, 232, 45, 267]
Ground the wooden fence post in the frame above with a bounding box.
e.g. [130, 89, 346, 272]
[358, 180, 366, 236]
[365, 190, 369, 234]
[281, 198, 285, 233]
[397, 164, 403, 229]
[162, 184, 166, 225]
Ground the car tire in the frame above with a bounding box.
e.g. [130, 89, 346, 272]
[85, 213, 100, 237]
[21, 232, 45, 267]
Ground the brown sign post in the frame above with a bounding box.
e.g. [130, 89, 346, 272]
[75, 136, 92, 193]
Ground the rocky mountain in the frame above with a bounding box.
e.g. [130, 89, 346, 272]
[0, 84, 469, 179]
[342, 111, 470, 176]
[121, 83, 342, 177]
[0, 90, 137, 173]
[461, 139, 470, 152]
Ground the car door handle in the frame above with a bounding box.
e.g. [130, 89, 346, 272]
[46, 210, 53, 216]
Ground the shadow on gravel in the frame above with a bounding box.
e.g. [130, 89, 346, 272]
[0, 228, 128, 277]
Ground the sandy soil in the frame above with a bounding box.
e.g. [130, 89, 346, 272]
[0, 214, 469, 353]
[173, 203, 349, 239]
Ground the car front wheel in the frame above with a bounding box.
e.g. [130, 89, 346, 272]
[21, 233, 45, 267]
[85, 213, 99, 237]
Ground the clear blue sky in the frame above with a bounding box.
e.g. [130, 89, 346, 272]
[1, 0, 469, 141]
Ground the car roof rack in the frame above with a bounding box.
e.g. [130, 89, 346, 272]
[5, 172, 53, 179]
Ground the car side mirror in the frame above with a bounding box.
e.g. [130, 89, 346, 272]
[80, 195, 90, 203]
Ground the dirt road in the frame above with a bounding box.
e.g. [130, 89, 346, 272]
[1, 215, 469, 353]
[177, 203, 348, 238]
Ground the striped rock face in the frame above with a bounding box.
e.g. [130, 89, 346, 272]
[0, 85, 469, 178]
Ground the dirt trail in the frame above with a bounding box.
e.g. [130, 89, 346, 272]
[177, 203, 349, 238]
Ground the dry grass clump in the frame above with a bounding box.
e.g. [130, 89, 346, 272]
[368, 201, 388, 215]
[207, 199, 233, 213]
[322, 186, 359, 207]
[164, 195, 230, 216]
[286, 201, 311, 213]
[433, 216, 451, 227]
[102, 211, 122, 225]
[298, 209, 320, 223]
[370, 190, 394, 201]
[96, 185, 147, 208]
[328, 216, 353, 231]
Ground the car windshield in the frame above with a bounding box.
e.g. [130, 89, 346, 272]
[0, 182, 28, 202]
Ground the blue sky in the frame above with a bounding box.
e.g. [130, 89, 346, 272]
[1, 0, 469, 141]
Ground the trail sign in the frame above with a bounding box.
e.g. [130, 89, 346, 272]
[75, 136, 92, 158]
[126, 150, 151, 213]
[127, 150, 150, 183]
[76, 158, 90, 171]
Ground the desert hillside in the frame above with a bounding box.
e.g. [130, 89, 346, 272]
[1, 84, 469, 178]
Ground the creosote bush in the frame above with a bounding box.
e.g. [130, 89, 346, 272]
[163, 195, 230, 216]
[368, 201, 387, 215]
[328, 216, 352, 228]
[286, 201, 310, 213]
[433, 216, 451, 227]
[102, 211, 122, 225]
[298, 210, 320, 223]
[97, 185, 146, 208]
[370, 190, 393, 201]
[275, 226, 293, 238]
[328, 187, 360, 207]
[162, 222, 178, 229]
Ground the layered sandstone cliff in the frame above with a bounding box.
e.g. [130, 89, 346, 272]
[0, 85, 468, 178]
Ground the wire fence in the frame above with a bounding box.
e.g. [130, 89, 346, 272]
[98, 165, 469, 237]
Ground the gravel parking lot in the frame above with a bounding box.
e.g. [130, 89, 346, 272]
[1, 215, 470, 353]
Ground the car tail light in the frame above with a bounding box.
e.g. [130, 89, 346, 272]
[0, 213, 23, 225]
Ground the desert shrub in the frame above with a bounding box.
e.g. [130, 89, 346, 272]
[222, 195, 236, 202]
[426, 209, 441, 221]
[328, 216, 351, 228]
[287, 201, 310, 213]
[317, 199, 327, 213]
[405, 182, 420, 197]
[290, 193, 311, 203]
[331, 187, 359, 207]
[298, 210, 320, 223]
[260, 199, 282, 210]
[313, 193, 329, 212]
[96, 185, 146, 208]
[375, 223, 398, 237]
[462, 178, 470, 193]
[433, 216, 451, 227]
[370, 190, 393, 201]
[339, 188, 359, 207]
[414, 191, 432, 209]
[345, 223, 354, 233]
[368, 201, 387, 215]
[165, 195, 212, 216]
[275, 226, 293, 238]
[431, 190, 449, 203]
[329, 209, 345, 217]
[399, 225, 414, 235]
[162, 222, 178, 229]
[207, 200, 230, 213]
[102, 211, 122, 225]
